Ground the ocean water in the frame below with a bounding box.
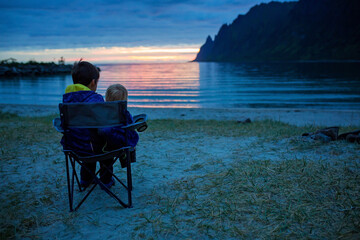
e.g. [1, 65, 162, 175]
[0, 62, 359, 109]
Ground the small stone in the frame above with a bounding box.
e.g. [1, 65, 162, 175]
[303, 127, 339, 141]
[315, 127, 339, 141]
[346, 134, 358, 143]
[244, 118, 251, 123]
[338, 130, 360, 140]
[237, 118, 251, 124]
[312, 133, 331, 143]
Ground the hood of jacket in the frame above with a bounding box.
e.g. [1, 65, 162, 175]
[63, 84, 104, 103]
[61, 83, 104, 155]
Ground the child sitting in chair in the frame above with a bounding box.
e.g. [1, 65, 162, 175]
[100, 84, 139, 153]
[62, 60, 115, 189]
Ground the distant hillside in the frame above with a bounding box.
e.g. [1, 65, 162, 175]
[194, 0, 360, 62]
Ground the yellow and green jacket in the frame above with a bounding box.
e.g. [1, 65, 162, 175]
[61, 84, 104, 155]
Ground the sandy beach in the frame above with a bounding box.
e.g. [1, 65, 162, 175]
[0, 104, 359, 239]
[1, 103, 359, 126]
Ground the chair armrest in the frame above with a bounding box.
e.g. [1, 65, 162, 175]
[122, 114, 148, 132]
[133, 114, 147, 123]
[53, 117, 64, 133]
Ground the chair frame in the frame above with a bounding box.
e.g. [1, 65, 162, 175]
[64, 148, 133, 211]
[53, 101, 147, 212]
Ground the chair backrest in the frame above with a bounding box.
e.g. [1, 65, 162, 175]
[59, 101, 127, 129]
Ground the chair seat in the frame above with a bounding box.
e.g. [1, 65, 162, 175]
[64, 147, 131, 163]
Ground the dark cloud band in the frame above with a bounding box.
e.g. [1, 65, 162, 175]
[0, 0, 278, 50]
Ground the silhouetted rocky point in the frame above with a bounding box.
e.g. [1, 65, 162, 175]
[0, 62, 72, 77]
[194, 0, 360, 62]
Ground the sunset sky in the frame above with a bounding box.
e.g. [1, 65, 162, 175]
[0, 0, 294, 63]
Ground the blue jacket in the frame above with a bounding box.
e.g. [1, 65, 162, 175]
[61, 84, 105, 156]
[99, 111, 139, 151]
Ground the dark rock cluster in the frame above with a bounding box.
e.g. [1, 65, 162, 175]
[302, 127, 360, 143]
[237, 118, 251, 124]
[0, 63, 72, 77]
[338, 130, 360, 143]
[302, 127, 339, 143]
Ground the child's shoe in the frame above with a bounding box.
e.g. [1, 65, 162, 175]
[80, 180, 91, 189]
[101, 177, 115, 190]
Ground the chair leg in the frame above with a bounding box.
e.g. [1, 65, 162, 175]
[65, 152, 134, 211]
[65, 154, 74, 212]
[74, 183, 97, 211]
[66, 155, 99, 211]
[126, 149, 133, 207]
[69, 157, 82, 192]
[77, 159, 131, 209]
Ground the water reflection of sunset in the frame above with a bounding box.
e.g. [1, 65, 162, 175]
[1, 62, 359, 109]
[98, 63, 201, 108]
[130, 91, 199, 97]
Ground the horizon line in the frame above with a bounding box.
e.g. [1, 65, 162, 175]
[0, 45, 201, 64]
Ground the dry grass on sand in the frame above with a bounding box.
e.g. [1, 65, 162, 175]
[0, 112, 359, 239]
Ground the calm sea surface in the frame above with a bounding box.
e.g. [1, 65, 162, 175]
[0, 62, 359, 109]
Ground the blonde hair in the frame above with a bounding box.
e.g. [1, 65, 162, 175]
[105, 84, 128, 101]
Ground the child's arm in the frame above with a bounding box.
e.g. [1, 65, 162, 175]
[98, 111, 139, 148]
[125, 111, 140, 147]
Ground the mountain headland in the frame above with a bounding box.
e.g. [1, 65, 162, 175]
[194, 0, 360, 62]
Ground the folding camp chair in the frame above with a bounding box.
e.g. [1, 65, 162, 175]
[53, 101, 147, 212]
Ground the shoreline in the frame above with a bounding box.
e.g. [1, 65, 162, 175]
[1, 103, 359, 126]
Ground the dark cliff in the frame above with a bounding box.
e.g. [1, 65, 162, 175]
[194, 0, 360, 62]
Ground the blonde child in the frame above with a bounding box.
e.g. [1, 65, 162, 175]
[100, 84, 139, 151]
